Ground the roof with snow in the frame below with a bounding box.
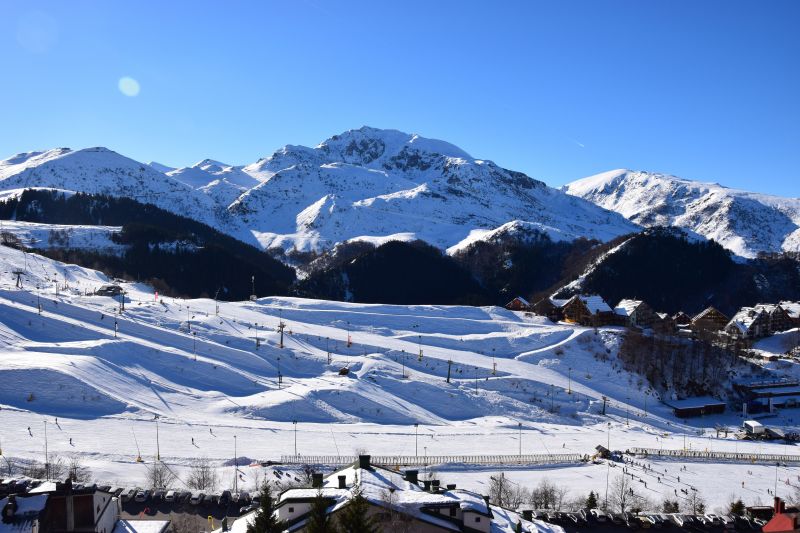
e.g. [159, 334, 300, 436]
[0, 494, 48, 533]
[273, 462, 561, 533]
[507, 296, 530, 306]
[779, 301, 800, 319]
[692, 306, 728, 322]
[112, 520, 171, 533]
[727, 307, 766, 333]
[614, 299, 643, 317]
[576, 295, 612, 314]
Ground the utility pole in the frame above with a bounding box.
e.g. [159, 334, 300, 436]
[518, 422, 522, 457]
[568, 367, 572, 394]
[418, 335, 423, 361]
[292, 420, 298, 457]
[401, 350, 406, 378]
[114, 319, 118, 338]
[155, 415, 160, 461]
[44, 420, 49, 481]
[326, 337, 331, 364]
[346, 321, 351, 348]
[492, 348, 496, 376]
[446, 360, 452, 384]
[214, 288, 220, 316]
[601, 395, 608, 415]
[119, 289, 124, 313]
[254, 322, 260, 348]
[234, 435, 238, 495]
[414, 424, 419, 457]
[193, 332, 197, 360]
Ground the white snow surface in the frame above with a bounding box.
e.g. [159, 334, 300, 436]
[1, 245, 800, 511]
[564, 169, 800, 258]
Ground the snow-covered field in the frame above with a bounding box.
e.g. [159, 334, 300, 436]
[1, 243, 799, 511]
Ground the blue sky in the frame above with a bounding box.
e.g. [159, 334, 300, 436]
[1, 1, 798, 196]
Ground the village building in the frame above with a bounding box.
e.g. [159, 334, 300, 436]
[724, 307, 771, 340]
[754, 303, 794, 334]
[612, 299, 656, 328]
[652, 312, 677, 334]
[531, 297, 568, 323]
[763, 497, 800, 533]
[779, 301, 800, 328]
[223, 456, 559, 533]
[0, 480, 120, 533]
[672, 311, 692, 328]
[560, 295, 613, 327]
[690, 306, 729, 335]
[504, 296, 532, 312]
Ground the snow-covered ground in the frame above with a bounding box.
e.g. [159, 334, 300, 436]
[1, 243, 799, 511]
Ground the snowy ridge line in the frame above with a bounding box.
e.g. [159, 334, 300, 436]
[629, 447, 800, 464]
[278, 453, 585, 467]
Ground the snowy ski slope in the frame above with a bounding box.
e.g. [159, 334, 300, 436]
[1, 244, 799, 509]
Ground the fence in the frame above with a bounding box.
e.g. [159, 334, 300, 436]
[278, 453, 585, 467]
[629, 447, 800, 464]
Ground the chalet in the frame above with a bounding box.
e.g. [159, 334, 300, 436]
[755, 303, 793, 334]
[0, 479, 121, 533]
[561, 295, 614, 327]
[763, 498, 800, 533]
[662, 396, 726, 418]
[613, 299, 656, 328]
[690, 306, 729, 335]
[779, 301, 800, 328]
[724, 307, 770, 340]
[531, 297, 568, 323]
[504, 296, 532, 312]
[653, 312, 676, 334]
[223, 456, 552, 533]
[672, 311, 692, 328]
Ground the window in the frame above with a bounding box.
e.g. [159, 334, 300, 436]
[288, 507, 294, 513]
[450, 507, 457, 517]
[475, 516, 481, 523]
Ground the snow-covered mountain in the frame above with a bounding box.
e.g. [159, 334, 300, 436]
[0, 129, 639, 257]
[0, 147, 222, 229]
[564, 169, 800, 258]
[230, 127, 639, 252]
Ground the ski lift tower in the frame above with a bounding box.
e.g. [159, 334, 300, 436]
[12, 269, 25, 289]
[249, 275, 257, 301]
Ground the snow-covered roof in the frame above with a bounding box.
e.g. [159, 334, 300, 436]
[779, 301, 800, 319]
[727, 307, 766, 333]
[0, 495, 48, 533]
[112, 520, 171, 533]
[754, 303, 784, 315]
[27, 481, 57, 494]
[508, 296, 530, 306]
[692, 306, 727, 322]
[276, 463, 560, 533]
[663, 396, 726, 409]
[614, 299, 642, 317]
[577, 295, 612, 314]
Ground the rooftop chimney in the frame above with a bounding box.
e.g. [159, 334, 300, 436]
[405, 470, 419, 484]
[358, 455, 371, 470]
[338, 475, 347, 489]
[431, 480, 441, 491]
[446, 484, 456, 490]
[775, 497, 786, 515]
[312, 473, 323, 489]
[423, 480, 432, 491]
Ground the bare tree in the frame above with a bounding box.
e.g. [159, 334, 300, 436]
[186, 457, 218, 492]
[609, 474, 635, 514]
[145, 461, 177, 489]
[379, 488, 414, 533]
[67, 456, 92, 483]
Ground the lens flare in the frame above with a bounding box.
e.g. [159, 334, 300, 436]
[118, 77, 141, 97]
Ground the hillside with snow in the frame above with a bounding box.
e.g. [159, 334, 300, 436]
[4, 244, 800, 512]
[564, 169, 800, 258]
[0, 128, 639, 258]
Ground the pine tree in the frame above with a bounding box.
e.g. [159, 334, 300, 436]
[247, 482, 286, 533]
[307, 489, 338, 533]
[585, 491, 598, 510]
[729, 499, 746, 516]
[337, 488, 378, 533]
